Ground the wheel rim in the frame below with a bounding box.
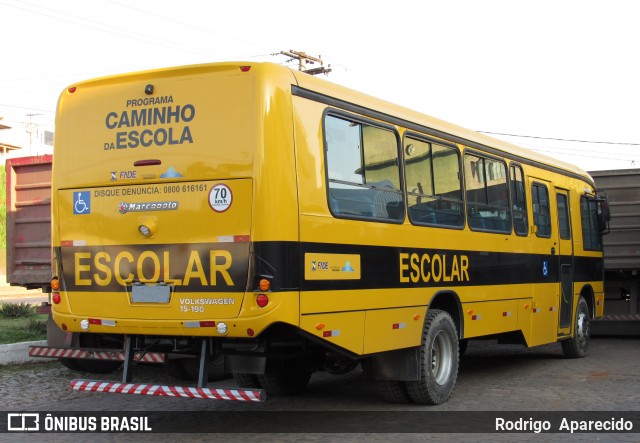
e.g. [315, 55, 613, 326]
[431, 330, 453, 385]
[576, 308, 589, 348]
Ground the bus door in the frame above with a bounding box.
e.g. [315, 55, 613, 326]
[529, 179, 558, 346]
[555, 189, 574, 336]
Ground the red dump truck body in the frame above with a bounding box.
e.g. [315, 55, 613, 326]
[5, 155, 52, 290]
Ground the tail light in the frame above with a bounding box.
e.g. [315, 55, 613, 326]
[256, 294, 269, 308]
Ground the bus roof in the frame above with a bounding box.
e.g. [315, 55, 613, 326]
[289, 64, 594, 187]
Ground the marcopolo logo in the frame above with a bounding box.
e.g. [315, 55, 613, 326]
[118, 201, 178, 214]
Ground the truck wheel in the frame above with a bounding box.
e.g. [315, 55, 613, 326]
[405, 309, 459, 405]
[256, 358, 311, 395]
[561, 297, 590, 358]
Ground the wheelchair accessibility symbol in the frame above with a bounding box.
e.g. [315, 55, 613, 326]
[73, 191, 91, 215]
[542, 260, 549, 277]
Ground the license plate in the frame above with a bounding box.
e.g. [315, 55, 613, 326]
[131, 284, 171, 303]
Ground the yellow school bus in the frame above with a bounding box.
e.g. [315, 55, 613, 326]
[49, 61, 607, 404]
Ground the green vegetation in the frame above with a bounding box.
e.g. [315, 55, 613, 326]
[0, 302, 47, 344]
[0, 301, 35, 318]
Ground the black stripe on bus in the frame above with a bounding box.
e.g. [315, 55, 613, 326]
[291, 85, 595, 188]
[58, 241, 603, 294]
[255, 241, 603, 292]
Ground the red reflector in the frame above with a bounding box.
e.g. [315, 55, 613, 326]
[392, 323, 400, 329]
[52, 293, 61, 304]
[247, 328, 255, 337]
[240, 66, 251, 72]
[199, 321, 215, 327]
[68, 87, 77, 93]
[89, 318, 102, 325]
[62, 323, 67, 331]
[323, 331, 332, 337]
[256, 294, 269, 308]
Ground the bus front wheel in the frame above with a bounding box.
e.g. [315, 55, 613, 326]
[406, 309, 459, 405]
[561, 296, 590, 358]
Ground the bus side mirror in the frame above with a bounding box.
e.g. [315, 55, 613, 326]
[597, 199, 610, 234]
[597, 213, 608, 234]
[599, 199, 611, 222]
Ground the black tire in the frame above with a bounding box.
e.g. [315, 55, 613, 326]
[58, 358, 84, 371]
[76, 358, 123, 374]
[165, 358, 192, 380]
[75, 333, 123, 374]
[182, 354, 229, 382]
[405, 309, 459, 405]
[459, 339, 469, 357]
[233, 373, 260, 388]
[379, 380, 412, 403]
[561, 296, 590, 358]
[256, 358, 312, 396]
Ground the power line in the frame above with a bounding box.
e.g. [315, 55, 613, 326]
[514, 140, 639, 157]
[478, 130, 640, 146]
[0, 103, 54, 114]
[1, 0, 212, 58]
[524, 146, 637, 163]
[104, 0, 272, 54]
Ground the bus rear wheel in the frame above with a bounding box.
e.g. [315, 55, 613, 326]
[75, 333, 123, 374]
[405, 309, 459, 405]
[182, 354, 228, 382]
[379, 380, 412, 403]
[561, 296, 590, 358]
[256, 358, 312, 396]
[233, 373, 260, 388]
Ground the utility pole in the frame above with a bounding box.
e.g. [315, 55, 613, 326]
[26, 113, 43, 156]
[277, 50, 332, 76]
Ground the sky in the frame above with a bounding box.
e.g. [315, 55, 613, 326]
[1, 0, 639, 171]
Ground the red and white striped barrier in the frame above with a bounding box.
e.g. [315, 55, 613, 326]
[29, 346, 165, 363]
[70, 379, 266, 402]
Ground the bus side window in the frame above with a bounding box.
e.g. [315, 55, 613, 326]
[404, 137, 463, 228]
[464, 153, 512, 233]
[324, 114, 404, 222]
[510, 164, 528, 236]
[556, 194, 571, 240]
[531, 183, 551, 237]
